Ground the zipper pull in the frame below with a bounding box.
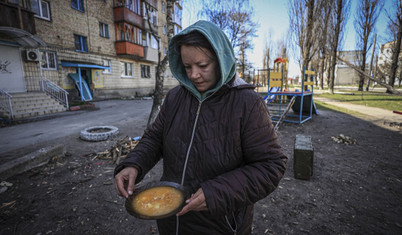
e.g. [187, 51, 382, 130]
[196, 102, 201, 115]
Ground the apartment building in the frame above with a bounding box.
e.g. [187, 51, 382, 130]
[0, 0, 181, 118]
[335, 50, 364, 85]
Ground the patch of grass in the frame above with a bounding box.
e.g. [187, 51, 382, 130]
[314, 100, 364, 117]
[315, 91, 402, 111]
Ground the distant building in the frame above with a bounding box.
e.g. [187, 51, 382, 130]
[0, 0, 181, 103]
[378, 40, 395, 68]
[377, 40, 402, 86]
[335, 50, 364, 85]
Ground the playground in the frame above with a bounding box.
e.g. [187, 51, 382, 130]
[0, 96, 401, 234]
[255, 58, 319, 131]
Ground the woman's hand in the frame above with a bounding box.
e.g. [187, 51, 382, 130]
[176, 188, 208, 216]
[114, 167, 138, 198]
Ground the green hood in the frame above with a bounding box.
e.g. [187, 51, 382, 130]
[168, 20, 236, 101]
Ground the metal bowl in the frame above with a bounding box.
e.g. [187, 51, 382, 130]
[125, 181, 187, 220]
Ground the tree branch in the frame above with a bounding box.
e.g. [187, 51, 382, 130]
[336, 56, 400, 94]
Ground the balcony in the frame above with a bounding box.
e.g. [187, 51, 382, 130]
[116, 41, 144, 58]
[0, 1, 36, 34]
[144, 0, 158, 9]
[113, 6, 142, 28]
[144, 46, 158, 63]
[142, 18, 158, 32]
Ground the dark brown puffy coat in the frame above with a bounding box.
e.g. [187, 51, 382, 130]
[115, 76, 287, 234]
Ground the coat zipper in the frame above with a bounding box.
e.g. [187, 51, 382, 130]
[176, 101, 202, 235]
[175, 86, 224, 234]
[180, 101, 202, 185]
[225, 212, 238, 234]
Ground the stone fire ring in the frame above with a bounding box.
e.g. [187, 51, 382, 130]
[80, 126, 119, 142]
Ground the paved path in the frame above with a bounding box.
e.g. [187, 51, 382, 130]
[313, 96, 402, 124]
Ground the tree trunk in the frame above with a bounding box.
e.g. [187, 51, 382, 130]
[366, 34, 376, 91]
[329, 0, 344, 94]
[302, 0, 315, 72]
[147, 0, 175, 127]
[337, 56, 400, 94]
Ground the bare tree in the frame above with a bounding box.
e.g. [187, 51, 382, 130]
[237, 15, 257, 79]
[262, 32, 273, 71]
[317, 0, 334, 89]
[337, 56, 400, 94]
[200, 0, 258, 72]
[366, 33, 377, 90]
[355, 0, 384, 91]
[328, 0, 350, 94]
[288, 0, 322, 73]
[387, 0, 402, 92]
[147, 0, 176, 127]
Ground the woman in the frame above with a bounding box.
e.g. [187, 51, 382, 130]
[114, 20, 287, 235]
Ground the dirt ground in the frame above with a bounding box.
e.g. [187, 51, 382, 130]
[1, 106, 401, 234]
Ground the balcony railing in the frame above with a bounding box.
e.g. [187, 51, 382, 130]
[0, 1, 36, 34]
[113, 5, 142, 28]
[116, 41, 144, 57]
[144, 0, 157, 9]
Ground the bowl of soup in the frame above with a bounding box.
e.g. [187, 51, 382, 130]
[125, 181, 187, 219]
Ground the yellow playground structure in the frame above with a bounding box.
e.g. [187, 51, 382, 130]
[263, 58, 317, 129]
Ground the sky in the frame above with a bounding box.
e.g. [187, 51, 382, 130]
[182, 0, 396, 78]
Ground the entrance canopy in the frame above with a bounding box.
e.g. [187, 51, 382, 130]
[61, 61, 110, 70]
[61, 61, 110, 101]
[0, 26, 46, 48]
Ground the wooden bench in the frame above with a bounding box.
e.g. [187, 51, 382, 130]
[294, 134, 314, 180]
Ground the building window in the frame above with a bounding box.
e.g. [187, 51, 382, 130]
[31, 0, 50, 20]
[144, 5, 158, 27]
[115, 0, 140, 14]
[164, 47, 167, 56]
[163, 25, 167, 35]
[150, 35, 158, 49]
[174, 4, 182, 26]
[41, 51, 57, 70]
[103, 60, 112, 74]
[174, 25, 181, 35]
[116, 23, 142, 45]
[141, 64, 151, 78]
[74, 34, 88, 52]
[99, 22, 109, 38]
[71, 0, 84, 12]
[162, 1, 166, 13]
[121, 62, 133, 77]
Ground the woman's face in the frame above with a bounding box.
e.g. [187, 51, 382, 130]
[180, 45, 219, 93]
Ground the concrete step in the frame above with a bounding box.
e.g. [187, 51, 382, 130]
[13, 104, 66, 114]
[13, 107, 67, 119]
[0, 92, 67, 119]
[11, 101, 61, 109]
[10, 92, 47, 97]
[12, 97, 56, 103]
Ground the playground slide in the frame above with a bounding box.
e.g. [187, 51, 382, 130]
[68, 73, 93, 101]
[263, 87, 280, 103]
